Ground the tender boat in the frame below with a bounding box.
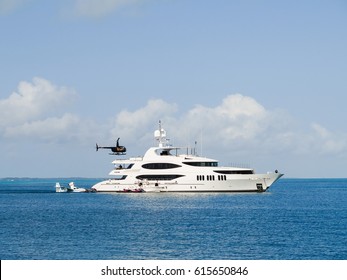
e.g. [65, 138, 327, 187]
[55, 182, 87, 193]
[92, 122, 283, 193]
[55, 182, 68, 193]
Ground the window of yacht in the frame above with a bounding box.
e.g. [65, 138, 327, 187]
[115, 163, 134, 170]
[214, 170, 254, 175]
[113, 175, 127, 180]
[217, 175, 227, 181]
[142, 163, 181, 169]
[136, 174, 184, 181]
[183, 162, 218, 167]
[155, 148, 177, 156]
[197, 175, 205, 181]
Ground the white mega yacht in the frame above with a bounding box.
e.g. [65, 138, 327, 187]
[92, 123, 283, 193]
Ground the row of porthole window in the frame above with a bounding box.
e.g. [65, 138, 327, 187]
[197, 175, 227, 181]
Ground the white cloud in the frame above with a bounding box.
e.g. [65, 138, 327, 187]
[0, 77, 97, 143]
[109, 94, 275, 153]
[2, 77, 347, 174]
[4, 113, 80, 141]
[74, 0, 143, 18]
[109, 94, 347, 160]
[182, 94, 269, 143]
[309, 123, 347, 155]
[110, 99, 177, 141]
[0, 77, 76, 127]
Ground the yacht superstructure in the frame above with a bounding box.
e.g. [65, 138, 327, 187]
[92, 123, 283, 193]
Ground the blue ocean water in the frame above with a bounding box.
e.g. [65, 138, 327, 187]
[0, 178, 346, 260]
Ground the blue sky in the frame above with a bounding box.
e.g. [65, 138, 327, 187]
[0, 0, 346, 178]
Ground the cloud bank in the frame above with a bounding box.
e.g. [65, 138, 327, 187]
[2, 77, 346, 157]
[0, 77, 75, 126]
[109, 93, 347, 160]
[0, 77, 96, 143]
[2, 77, 347, 177]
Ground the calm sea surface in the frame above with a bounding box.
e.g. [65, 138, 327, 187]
[0, 178, 346, 260]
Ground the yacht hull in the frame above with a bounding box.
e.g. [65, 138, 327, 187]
[92, 173, 283, 193]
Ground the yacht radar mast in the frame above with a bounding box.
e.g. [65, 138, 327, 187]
[154, 121, 169, 147]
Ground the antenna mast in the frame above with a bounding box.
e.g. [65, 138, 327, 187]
[154, 120, 168, 147]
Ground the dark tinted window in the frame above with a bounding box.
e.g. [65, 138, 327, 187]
[183, 162, 218, 167]
[136, 174, 184, 181]
[142, 163, 181, 169]
[214, 170, 254, 175]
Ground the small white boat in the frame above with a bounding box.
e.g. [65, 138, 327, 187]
[55, 182, 68, 193]
[67, 182, 87, 192]
[55, 182, 87, 193]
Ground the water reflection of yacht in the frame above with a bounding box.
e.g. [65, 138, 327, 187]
[92, 122, 283, 193]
